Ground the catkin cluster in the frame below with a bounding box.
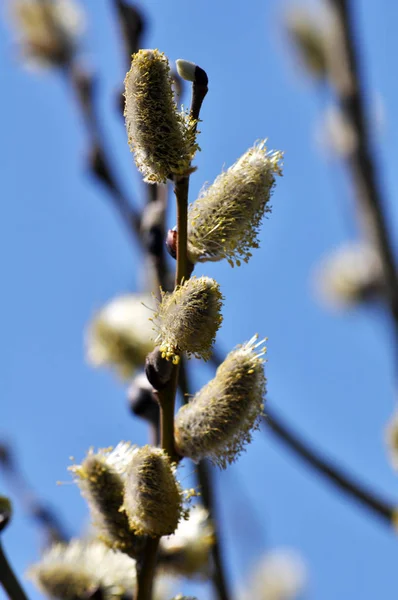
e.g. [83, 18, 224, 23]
[29, 43, 285, 600]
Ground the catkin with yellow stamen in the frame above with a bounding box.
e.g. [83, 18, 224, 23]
[69, 443, 143, 557]
[186, 141, 282, 267]
[28, 539, 136, 600]
[123, 446, 184, 537]
[175, 335, 266, 468]
[124, 49, 199, 183]
[152, 276, 223, 364]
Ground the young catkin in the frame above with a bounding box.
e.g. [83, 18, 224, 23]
[124, 49, 198, 183]
[69, 443, 143, 557]
[123, 446, 184, 537]
[186, 141, 283, 266]
[174, 335, 267, 468]
[153, 276, 223, 364]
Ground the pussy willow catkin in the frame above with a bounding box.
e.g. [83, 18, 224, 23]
[175, 335, 267, 468]
[124, 49, 198, 183]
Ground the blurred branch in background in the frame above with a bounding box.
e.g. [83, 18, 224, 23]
[263, 408, 396, 525]
[0, 497, 29, 600]
[0, 443, 68, 547]
[324, 0, 398, 349]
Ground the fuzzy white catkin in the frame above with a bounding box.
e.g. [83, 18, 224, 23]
[153, 276, 223, 364]
[86, 294, 155, 378]
[175, 335, 267, 468]
[123, 446, 184, 537]
[186, 141, 282, 267]
[69, 443, 143, 557]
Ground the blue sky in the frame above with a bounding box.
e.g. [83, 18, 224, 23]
[1, 0, 398, 599]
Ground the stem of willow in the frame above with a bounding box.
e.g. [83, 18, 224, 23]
[0, 544, 29, 600]
[135, 64, 210, 600]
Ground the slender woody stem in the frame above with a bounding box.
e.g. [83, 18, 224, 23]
[135, 537, 159, 600]
[136, 64, 210, 600]
[174, 175, 191, 286]
[0, 544, 29, 600]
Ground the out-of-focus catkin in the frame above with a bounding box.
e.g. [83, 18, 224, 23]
[28, 539, 136, 600]
[86, 294, 155, 379]
[153, 276, 223, 364]
[123, 446, 184, 537]
[12, 0, 83, 68]
[124, 49, 199, 183]
[175, 335, 267, 468]
[69, 443, 143, 557]
[186, 141, 282, 267]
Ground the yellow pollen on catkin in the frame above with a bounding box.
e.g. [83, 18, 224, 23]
[124, 49, 199, 183]
[153, 276, 223, 363]
[186, 141, 283, 266]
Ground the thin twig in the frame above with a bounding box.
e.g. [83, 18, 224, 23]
[0, 544, 29, 600]
[63, 63, 142, 242]
[326, 0, 398, 349]
[135, 537, 159, 600]
[264, 407, 395, 524]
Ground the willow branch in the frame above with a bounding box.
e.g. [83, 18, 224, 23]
[0, 544, 29, 600]
[264, 406, 395, 524]
[63, 63, 142, 242]
[326, 0, 398, 348]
